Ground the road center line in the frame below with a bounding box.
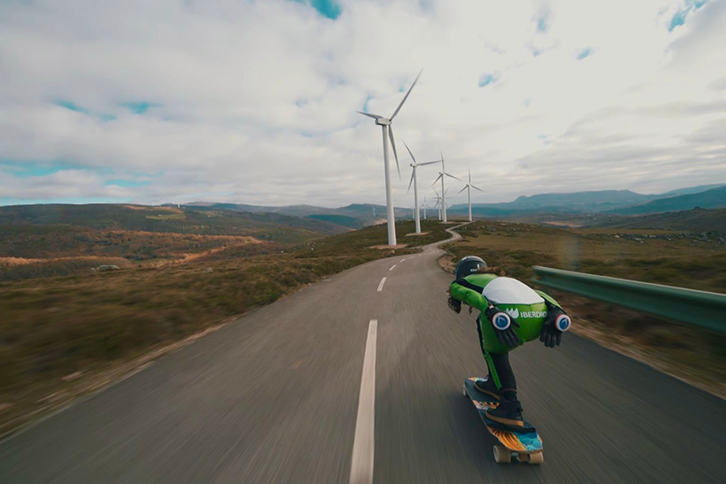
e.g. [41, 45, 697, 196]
[377, 277, 386, 292]
[349, 319, 378, 484]
[399, 258, 406, 262]
[389, 264, 396, 271]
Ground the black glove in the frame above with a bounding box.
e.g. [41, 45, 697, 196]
[540, 301, 571, 348]
[448, 296, 461, 314]
[484, 305, 522, 348]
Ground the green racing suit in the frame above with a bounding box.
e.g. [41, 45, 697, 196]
[450, 273, 563, 390]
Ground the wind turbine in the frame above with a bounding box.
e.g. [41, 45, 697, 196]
[421, 196, 430, 220]
[403, 140, 439, 234]
[432, 187, 449, 221]
[457, 167, 485, 222]
[431, 152, 461, 222]
[358, 70, 423, 246]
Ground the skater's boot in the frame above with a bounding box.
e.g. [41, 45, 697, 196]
[485, 391, 524, 429]
[474, 377, 500, 401]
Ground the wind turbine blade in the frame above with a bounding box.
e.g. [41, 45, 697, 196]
[445, 188, 449, 195]
[402, 139, 416, 164]
[432, 174, 442, 187]
[457, 186, 468, 195]
[357, 111, 382, 120]
[388, 127, 401, 179]
[433, 187, 440, 196]
[471, 185, 485, 193]
[407, 169, 415, 193]
[468, 167, 471, 184]
[418, 160, 440, 166]
[445, 173, 463, 182]
[390, 69, 423, 120]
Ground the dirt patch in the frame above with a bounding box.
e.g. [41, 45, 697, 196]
[438, 252, 456, 274]
[543, 221, 583, 228]
[406, 232, 430, 237]
[0, 257, 44, 266]
[370, 244, 409, 250]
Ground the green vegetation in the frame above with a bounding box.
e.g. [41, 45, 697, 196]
[0, 204, 348, 239]
[307, 214, 364, 229]
[590, 207, 726, 235]
[0, 219, 451, 434]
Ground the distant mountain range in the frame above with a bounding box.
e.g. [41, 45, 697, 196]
[607, 186, 726, 215]
[447, 184, 726, 217]
[181, 183, 725, 227]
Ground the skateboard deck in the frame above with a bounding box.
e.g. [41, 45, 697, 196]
[463, 377, 544, 464]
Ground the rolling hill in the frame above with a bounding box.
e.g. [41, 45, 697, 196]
[661, 184, 725, 196]
[0, 204, 353, 267]
[0, 204, 349, 239]
[448, 190, 659, 215]
[590, 207, 726, 234]
[183, 202, 413, 227]
[448, 184, 726, 217]
[608, 186, 726, 215]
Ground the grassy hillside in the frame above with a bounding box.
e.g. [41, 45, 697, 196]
[590, 208, 726, 234]
[445, 221, 725, 292]
[188, 202, 413, 227]
[0, 219, 452, 435]
[307, 214, 363, 229]
[0, 204, 348, 239]
[0, 204, 354, 280]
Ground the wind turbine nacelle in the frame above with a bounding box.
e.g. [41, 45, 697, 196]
[375, 118, 392, 126]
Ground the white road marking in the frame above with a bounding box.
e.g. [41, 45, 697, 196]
[349, 319, 378, 484]
[389, 264, 397, 271]
[400, 258, 407, 262]
[377, 277, 386, 292]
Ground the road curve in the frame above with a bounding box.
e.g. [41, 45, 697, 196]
[1, 225, 725, 484]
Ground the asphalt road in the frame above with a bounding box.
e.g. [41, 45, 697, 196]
[1, 226, 725, 484]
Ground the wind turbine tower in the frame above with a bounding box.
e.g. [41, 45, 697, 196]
[421, 196, 429, 220]
[457, 167, 485, 222]
[431, 152, 461, 222]
[358, 70, 423, 246]
[433, 188, 443, 220]
[403, 140, 439, 234]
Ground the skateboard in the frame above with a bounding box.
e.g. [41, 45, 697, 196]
[462, 377, 544, 464]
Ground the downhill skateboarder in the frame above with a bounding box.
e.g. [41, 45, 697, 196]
[448, 256, 571, 429]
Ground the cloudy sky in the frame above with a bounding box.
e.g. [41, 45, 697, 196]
[1, 0, 724, 207]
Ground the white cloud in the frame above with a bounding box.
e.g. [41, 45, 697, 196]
[0, 0, 724, 206]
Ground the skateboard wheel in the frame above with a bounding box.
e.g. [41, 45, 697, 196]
[528, 452, 544, 465]
[493, 444, 511, 464]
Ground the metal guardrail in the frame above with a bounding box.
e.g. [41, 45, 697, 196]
[532, 266, 726, 333]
